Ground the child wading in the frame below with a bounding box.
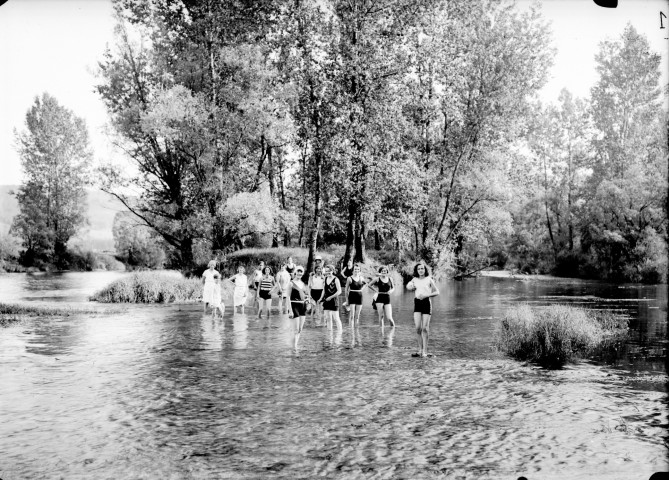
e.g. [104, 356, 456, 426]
[319, 264, 342, 331]
[287, 266, 308, 349]
[276, 265, 291, 314]
[228, 266, 248, 314]
[210, 274, 225, 318]
[256, 266, 277, 319]
[308, 265, 325, 323]
[368, 266, 395, 327]
[201, 260, 220, 313]
[344, 263, 367, 326]
[406, 262, 440, 357]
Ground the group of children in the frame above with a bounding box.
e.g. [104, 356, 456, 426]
[201, 255, 440, 356]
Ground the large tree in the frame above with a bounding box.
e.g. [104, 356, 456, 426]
[398, 0, 553, 275]
[11, 93, 92, 267]
[97, 1, 292, 268]
[583, 24, 667, 282]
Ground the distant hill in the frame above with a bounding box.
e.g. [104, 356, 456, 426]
[0, 185, 129, 253]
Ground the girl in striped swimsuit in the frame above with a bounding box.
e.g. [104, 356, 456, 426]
[256, 266, 277, 319]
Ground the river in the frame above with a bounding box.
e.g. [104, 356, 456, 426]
[0, 271, 666, 479]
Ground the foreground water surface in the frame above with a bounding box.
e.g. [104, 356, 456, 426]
[0, 271, 667, 480]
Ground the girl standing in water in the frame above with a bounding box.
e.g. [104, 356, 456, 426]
[319, 264, 342, 330]
[406, 262, 440, 357]
[344, 264, 367, 326]
[256, 266, 277, 319]
[308, 265, 325, 323]
[210, 274, 225, 318]
[368, 266, 396, 327]
[227, 266, 248, 314]
[285, 256, 296, 275]
[201, 260, 219, 313]
[287, 266, 308, 349]
[276, 265, 292, 314]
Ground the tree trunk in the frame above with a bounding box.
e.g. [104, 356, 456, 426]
[252, 136, 267, 192]
[298, 149, 307, 247]
[180, 237, 194, 270]
[353, 208, 365, 263]
[306, 148, 323, 280]
[343, 200, 356, 265]
[543, 155, 558, 262]
[374, 229, 381, 250]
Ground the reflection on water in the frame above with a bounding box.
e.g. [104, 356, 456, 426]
[0, 272, 667, 479]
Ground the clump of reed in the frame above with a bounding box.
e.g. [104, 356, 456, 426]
[0, 302, 124, 326]
[90, 271, 202, 303]
[495, 304, 629, 369]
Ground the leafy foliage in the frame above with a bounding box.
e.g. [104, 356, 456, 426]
[113, 211, 166, 269]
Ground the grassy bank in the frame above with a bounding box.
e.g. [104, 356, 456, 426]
[0, 302, 124, 326]
[495, 304, 628, 369]
[91, 271, 202, 303]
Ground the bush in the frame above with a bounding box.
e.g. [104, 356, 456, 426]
[91, 271, 202, 303]
[62, 248, 126, 272]
[495, 304, 629, 368]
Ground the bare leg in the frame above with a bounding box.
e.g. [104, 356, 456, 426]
[333, 310, 342, 330]
[421, 314, 432, 356]
[413, 311, 423, 356]
[376, 303, 384, 326]
[293, 314, 305, 349]
[383, 304, 395, 327]
[349, 304, 358, 326]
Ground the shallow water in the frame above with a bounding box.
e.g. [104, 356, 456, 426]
[0, 272, 667, 479]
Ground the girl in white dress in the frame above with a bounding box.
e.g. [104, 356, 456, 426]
[228, 266, 249, 313]
[210, 274, 225, 318]
[406, 262, 440, 357]
[202, 260, 219, 312]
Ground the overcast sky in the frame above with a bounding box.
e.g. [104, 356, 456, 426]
[0, 0, 667, 186]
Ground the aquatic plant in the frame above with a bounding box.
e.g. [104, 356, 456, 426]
[495, 304, 629, 368]
[90, 271, 202, 303]
[0, 302, 123, 326]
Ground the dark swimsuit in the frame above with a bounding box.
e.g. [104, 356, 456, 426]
[375, 277, 393, 305]
[290, 281, 306, 317]
[347, 277, 364, 305]
[322, 277, 339, 311]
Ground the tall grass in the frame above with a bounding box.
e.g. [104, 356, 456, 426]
[495, 304, 629, 368]
[91, 271, 202, 303]
[0, 302, 123, 326]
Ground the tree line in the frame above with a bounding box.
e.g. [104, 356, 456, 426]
[8, 0, 667, 283]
